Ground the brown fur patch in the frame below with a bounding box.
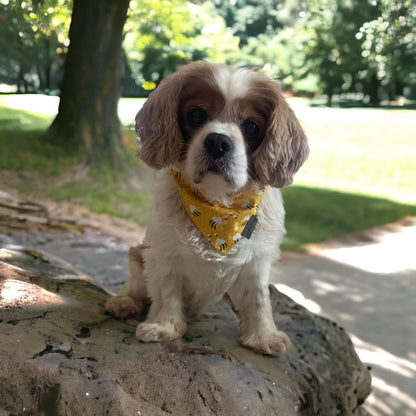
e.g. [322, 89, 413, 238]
[128, 244, 146, 267]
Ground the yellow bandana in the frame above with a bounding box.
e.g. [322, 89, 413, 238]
[171, 169, 265, 255]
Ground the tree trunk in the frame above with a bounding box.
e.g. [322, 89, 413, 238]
[368, 73, 380, 106]
[326, 91, 333, 107]
[46, 0, 130, 168]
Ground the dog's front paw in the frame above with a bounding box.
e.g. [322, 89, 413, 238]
[135, 321, 187, 343]
[240, 329, 292, 357]
[105, 295, 145, 319]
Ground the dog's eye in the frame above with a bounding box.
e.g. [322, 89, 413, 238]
[242, 119, 263, 152]
[187, 108, 208, 129]
[242, 120, 259, 138]
[242, 119, 261, 139]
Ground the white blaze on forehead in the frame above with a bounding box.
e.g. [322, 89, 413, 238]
[212, 65, 255, 101]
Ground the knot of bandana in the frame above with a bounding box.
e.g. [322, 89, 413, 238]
[171, 168, 265, 255]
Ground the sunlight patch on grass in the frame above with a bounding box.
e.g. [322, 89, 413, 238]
[0, 94, 59, 116]
[290, 102, 416, 205]
[0, 94, 145, 128]
[0, 106, 54, 130]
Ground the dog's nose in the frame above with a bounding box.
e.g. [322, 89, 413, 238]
[204, 133, 233, 159]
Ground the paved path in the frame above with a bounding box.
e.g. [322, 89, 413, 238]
[271, 218, 416, 416]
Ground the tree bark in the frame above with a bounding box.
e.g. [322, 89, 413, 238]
[46, 0, 130, 168]
[368, 73, 380, 106]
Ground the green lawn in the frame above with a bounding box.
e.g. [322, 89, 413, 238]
[1, 94, 415, 250]
[291, 100, 416, 205]
[282, 186, 416, 250]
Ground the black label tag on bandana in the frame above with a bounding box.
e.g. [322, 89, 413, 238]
[241, 215, 258, 239]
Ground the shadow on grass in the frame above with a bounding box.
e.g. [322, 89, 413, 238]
[0, 105, 70, 174]
[0, 129, 81, 175]
[282, 186, 416, 251]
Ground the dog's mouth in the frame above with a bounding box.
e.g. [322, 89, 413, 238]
[191, 160, 236, 185]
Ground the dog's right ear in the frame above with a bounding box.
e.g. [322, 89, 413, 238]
[135, 71, 185, 169]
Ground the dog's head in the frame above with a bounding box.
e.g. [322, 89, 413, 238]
[136, 61, 308, 202]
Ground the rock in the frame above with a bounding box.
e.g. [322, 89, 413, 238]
[0, 248, 371, 416]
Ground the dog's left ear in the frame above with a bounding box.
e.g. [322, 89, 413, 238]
[253, 82, 309, 188]
[135, 71, 186, 169]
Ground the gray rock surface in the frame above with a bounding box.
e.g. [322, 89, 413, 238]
[0, 247, 371, 416]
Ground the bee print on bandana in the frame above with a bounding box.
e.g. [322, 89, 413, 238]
[241, 186, 265, 210]
[233, 233, 241, 244]
[242, 215, 251, 226]
[209, 216, 222, 229]
[215, 238, 227, 252]
[242, 199, 257, 210]
[190, 204, 201, 217]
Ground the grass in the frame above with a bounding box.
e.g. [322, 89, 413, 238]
[282, 186, 416, 251]
[295, 105, 416, 204]
[0, 94, 150, 225]
[47, 179, 151, 226]
[0, 95, 76, 175]
[281, 100, 416, 248]
[1, 94, 416, 249]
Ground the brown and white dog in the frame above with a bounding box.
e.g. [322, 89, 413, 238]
[105, 61, 309, 356]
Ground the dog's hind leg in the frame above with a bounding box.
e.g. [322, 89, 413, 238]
[105, 244, 149, 319]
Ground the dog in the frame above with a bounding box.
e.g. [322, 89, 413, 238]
[105, 61, 309, 356]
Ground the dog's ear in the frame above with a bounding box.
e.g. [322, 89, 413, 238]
[135, 71, 185, 169]
[253, 80, 309, 188]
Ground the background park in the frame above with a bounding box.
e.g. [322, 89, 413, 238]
[0, 0, 415, 415]
[0, 0, 415, 250]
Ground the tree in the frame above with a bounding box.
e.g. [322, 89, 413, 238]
[212, 0, 285, 46]
[0, 0, 70, 93]
[301, 0, 379, 105]
[124, 0, 240, 89]
[124, 0, 196, 88]
[359, 0, 416, 100]
[46, 0, 130, 167]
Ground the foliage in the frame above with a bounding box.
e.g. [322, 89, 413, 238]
[1, 0, 415, 102]
[0, 0, 71, 92]
[188, 2, 241, 65]
[299, 0, 416, 104]
[358, 0, 416, 97]
[124, 0, 240, 88]
[124, 0, 196, 87]
[212, 0, 285, 45]
[300, 0, 379, 104]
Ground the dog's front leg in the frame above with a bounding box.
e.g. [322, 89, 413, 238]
[135, 268, 187, 343]
[227, 261, 292, 356]
[105, 245, 148, 319]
